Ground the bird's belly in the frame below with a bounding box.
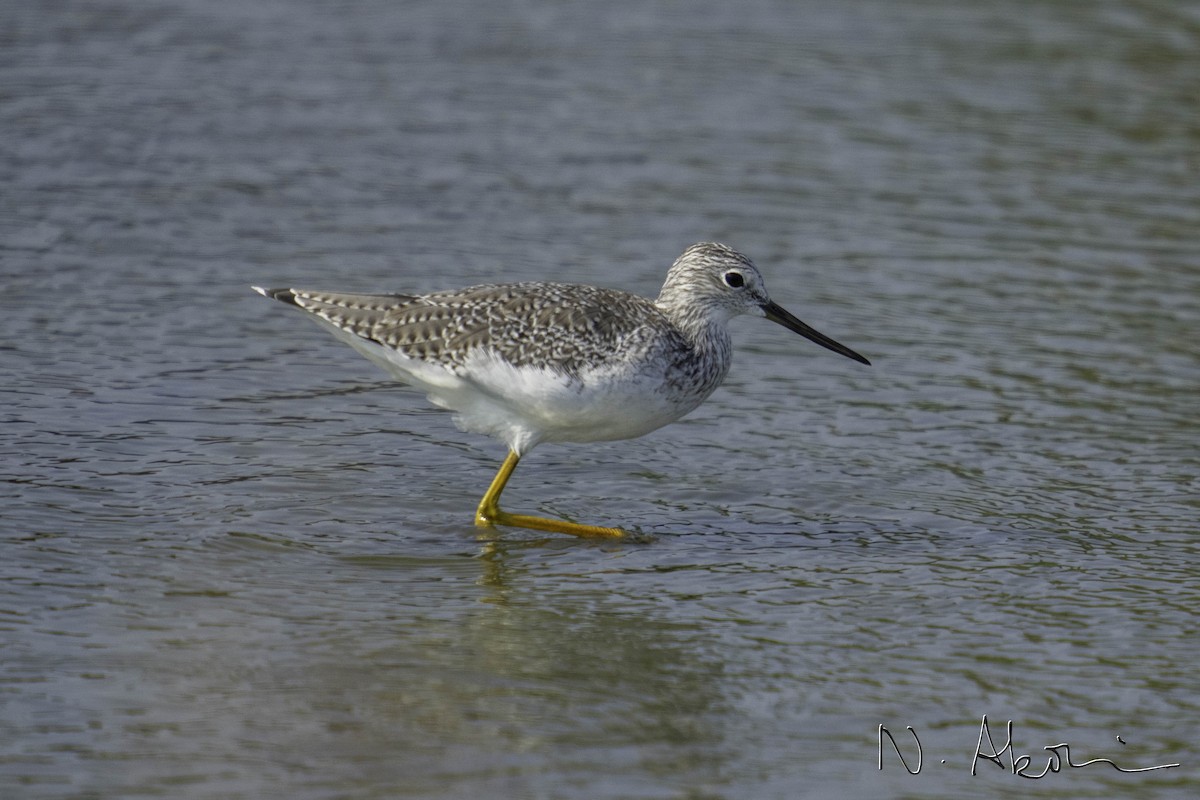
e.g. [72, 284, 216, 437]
[445, 353, 709, 452]
[536, 385, 690, 444]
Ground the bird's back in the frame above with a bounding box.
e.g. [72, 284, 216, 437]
[260, 282, 681, 379]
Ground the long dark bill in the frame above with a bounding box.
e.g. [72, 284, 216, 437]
[762, 301, 871, 366]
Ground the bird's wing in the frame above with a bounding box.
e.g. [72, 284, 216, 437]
[378, 283, 666, 376]
[257, 282, 671, 378]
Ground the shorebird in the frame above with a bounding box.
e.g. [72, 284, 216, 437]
[253, 242, 869, 537]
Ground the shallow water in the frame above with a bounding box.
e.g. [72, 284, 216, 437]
[3, 1, 1198, 798]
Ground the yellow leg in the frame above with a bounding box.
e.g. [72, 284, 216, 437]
[474, 450, 626, 538]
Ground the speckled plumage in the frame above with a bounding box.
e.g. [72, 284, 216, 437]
[261, 281, 696, 383]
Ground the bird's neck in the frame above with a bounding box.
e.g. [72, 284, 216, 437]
[656, 300, 734, 398]
[656, 298, 731, 349]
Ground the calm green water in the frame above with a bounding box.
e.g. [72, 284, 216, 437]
[3, 1, 1198, 798]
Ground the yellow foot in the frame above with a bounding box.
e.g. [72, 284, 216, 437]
[472, 449, 626, 539]
[475, 507, 626, 539]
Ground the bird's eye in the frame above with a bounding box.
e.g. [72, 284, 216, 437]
[723, 271, 745, 289]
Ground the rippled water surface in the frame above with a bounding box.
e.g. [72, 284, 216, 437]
[3, 1, 1198, 798]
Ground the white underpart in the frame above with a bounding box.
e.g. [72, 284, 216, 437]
[310, 317, 694, 456]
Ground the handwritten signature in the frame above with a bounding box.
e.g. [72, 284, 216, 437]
[878, 716, 1181, 779]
